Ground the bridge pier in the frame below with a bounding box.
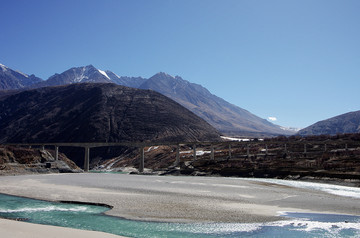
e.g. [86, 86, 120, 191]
[84, 146, 90, 172]
[228, 144, 232, 159]
[265, 144, 268, 155]
[139, 146, 144, 173]
[247, 144, 250, 158]
[55, 146, 59, 160]
[211, 144, 215, 160]
[193, 144, 196, 160]
[175, 144, 180, 166]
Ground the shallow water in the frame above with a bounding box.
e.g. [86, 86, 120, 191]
[237, 178, 360, 199]
[1, 193, 360, 237]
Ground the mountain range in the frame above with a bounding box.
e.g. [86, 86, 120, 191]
[1, 63, 359, 137]
[0, 63, 42, 90]
[139, 72, 291, 137]
[0, 63, 293, 137]
[298, 110, 360, 136]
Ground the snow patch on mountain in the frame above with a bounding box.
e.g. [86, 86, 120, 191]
[15, 70, 28, 78]
[98, 69, 110, 80]
[0, 63, 8, 72]
[73, 67, 88, 83]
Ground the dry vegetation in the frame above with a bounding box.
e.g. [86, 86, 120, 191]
[97, 134, 360, 184]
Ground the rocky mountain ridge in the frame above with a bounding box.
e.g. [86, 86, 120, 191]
[0, 63, 42, 90]
[0, 64, 292, 137]
[298, 110, 360, 136]
[139, 72, 291, 137]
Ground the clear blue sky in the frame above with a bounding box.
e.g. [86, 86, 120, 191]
[1, 0, 359, 129]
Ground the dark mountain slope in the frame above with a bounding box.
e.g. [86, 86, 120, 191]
[139, 73, 291, 137]
[298, 110, 360, 136]
[0, 63, 42, 90]
[0, 83, 220, 144]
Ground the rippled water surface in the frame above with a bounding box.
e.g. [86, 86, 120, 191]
[1, 192, 360, 237]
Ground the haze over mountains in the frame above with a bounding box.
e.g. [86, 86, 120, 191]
[0, 63, 295, 137]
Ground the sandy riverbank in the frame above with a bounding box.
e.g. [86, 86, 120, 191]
[1, 173, 360, 223]
[0, 218, 126, 238]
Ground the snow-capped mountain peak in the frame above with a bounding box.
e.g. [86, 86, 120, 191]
[38, 65, 113, 87]
[0, 63, 29, 78]
[0, 63, 42, 90]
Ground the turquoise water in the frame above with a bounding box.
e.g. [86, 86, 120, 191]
[1, 193, 360, 237]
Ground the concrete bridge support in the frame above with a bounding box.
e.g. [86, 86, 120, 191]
[211, 145, 215, 160]
[265, 144, 268, 155]
[175, 144, 180, 166]
[193, 144, 197, 160]
[55, 146, 59, 160]
[228, 144, 232, 159]
[84, 147, 90, 172]
[139, 147, 144, 173]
